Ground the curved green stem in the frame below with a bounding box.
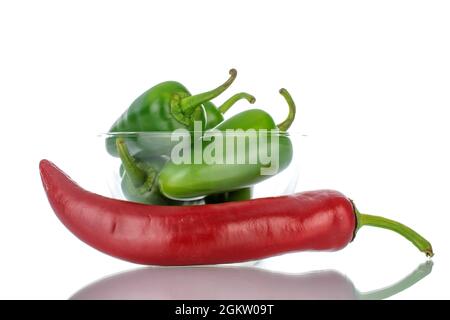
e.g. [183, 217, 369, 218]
[218, 92, 256, 114]
[359, 261, 433, 300]
[116, 138, 146, 188]
[356, 211, 434, 257]
[277, 88, 296, 131]
[180, 69, 237, 113]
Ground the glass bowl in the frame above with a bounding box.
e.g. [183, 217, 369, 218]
[99, 131, 304, 205]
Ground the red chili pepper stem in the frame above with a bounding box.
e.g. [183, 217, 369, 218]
[178, 69, 238, 114]
[116, 138, 154, 188]
[218, 92, 256, 114]
[277, 88, 296, 131]
[355, 209, 434, 257]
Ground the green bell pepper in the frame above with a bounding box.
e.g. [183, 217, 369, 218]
[158, 89, 296, 200]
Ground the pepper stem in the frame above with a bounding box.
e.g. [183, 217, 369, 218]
[116, 138, 146, 188]
[356, 211, 434, 257]
[180, 69, 238, 113]
[359, 261, 433, 300]
[218, 92, 256, 114]
[277, 88, 296, 131]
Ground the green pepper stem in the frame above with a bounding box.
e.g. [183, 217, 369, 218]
[359, 261, 433, 300]
[218, 92, 256, 114]
[357, 212, 434, 257]
[180, 69, 237, 113]
[116, 138, 146, 188]
[277, 88, 296, 131]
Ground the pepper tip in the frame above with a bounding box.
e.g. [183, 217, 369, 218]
[39, 159, 49, 168]
[39, 159, 54, 173]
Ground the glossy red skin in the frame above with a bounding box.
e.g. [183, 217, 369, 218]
[40, 160, 356, 266]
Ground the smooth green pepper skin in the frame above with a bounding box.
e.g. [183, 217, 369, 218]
[120, 156, 173, 205]
[107, 81, 197, 156]
[126, 93, 256, 157]
[106, 69, 237, 156]
[215, 109, 276, 131]
[203, 101, 224, 129]
[158, 89, 296, 200]
[204, 187, 253, 204]
[203, 93, 256, 129]
[113, 82, 199, 132]
[158, 135, 292, 200]
[106, 69, 254, 156]
[119, 151, 252, 205]
[116, 139, 203, 205]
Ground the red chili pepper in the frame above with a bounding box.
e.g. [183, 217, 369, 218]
[39, 160, 433, 265]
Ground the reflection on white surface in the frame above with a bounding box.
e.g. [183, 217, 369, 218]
[71, 261, 432, 300]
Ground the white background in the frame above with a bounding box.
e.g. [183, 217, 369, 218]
[1, 0, 449, 299]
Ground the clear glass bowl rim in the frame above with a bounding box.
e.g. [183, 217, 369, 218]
[99, 131, 307, 138]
